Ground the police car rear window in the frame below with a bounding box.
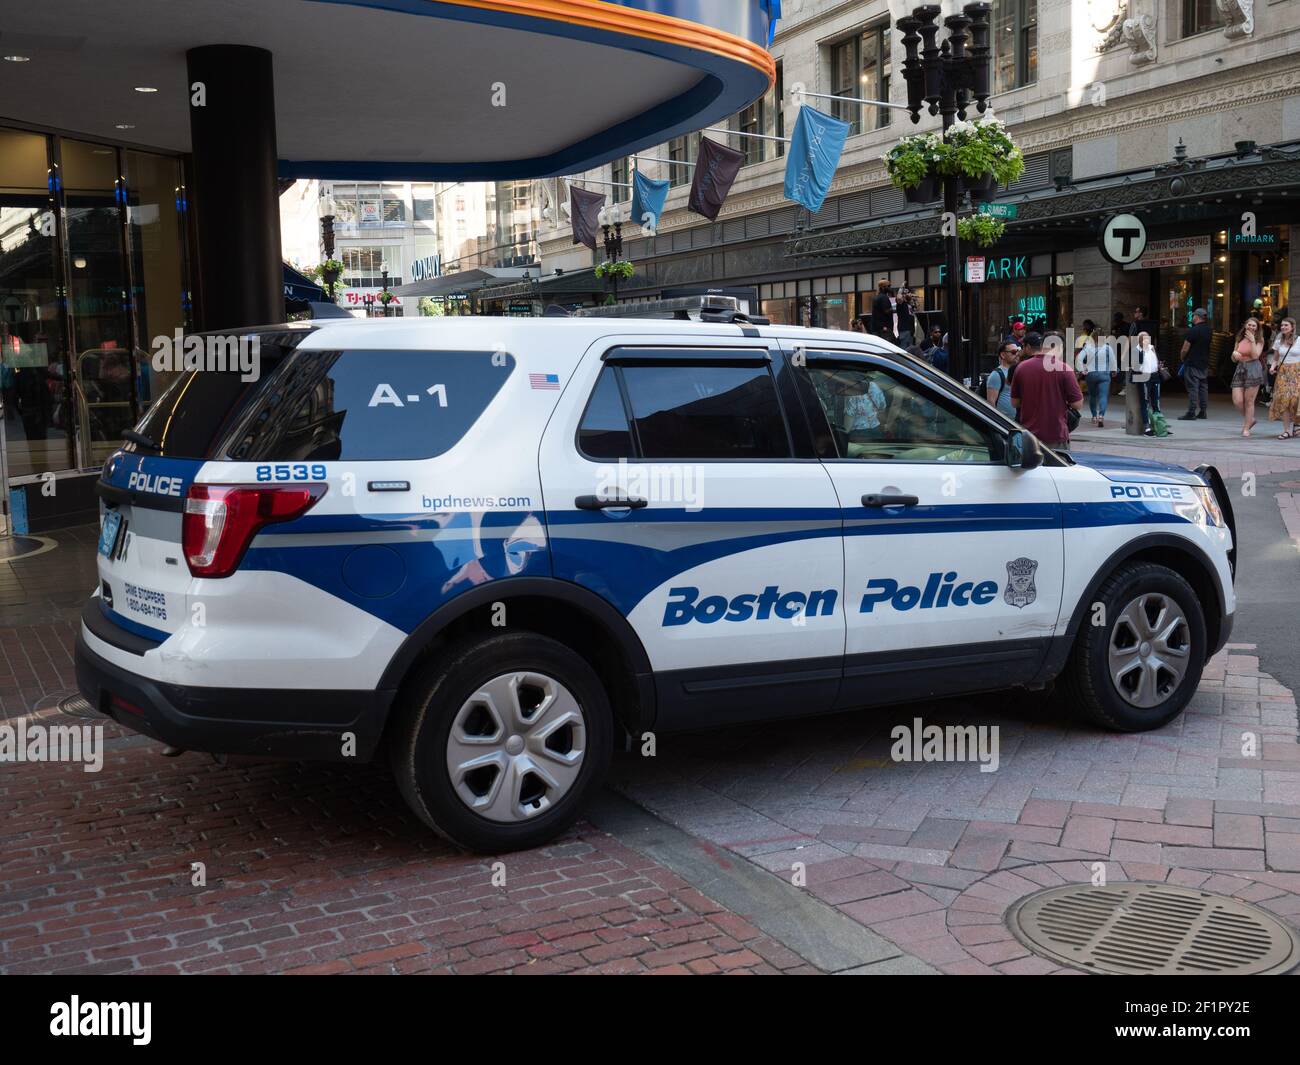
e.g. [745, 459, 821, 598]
[218, 349, 515, 461]
[133, 330, 307, 458]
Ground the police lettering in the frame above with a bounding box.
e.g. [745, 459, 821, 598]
[1109, 484, 1185, 500]
[663, 585, 838, 626]
[860, 572, 998, 613]
[127, 471, 183, 497]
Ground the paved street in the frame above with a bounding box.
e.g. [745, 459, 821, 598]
[3, 396, 1299, 974]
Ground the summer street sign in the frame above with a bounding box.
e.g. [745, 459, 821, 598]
[978, 203, 1017, 219]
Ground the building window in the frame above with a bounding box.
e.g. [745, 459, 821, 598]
[1180, 0, 1225, 37]
[342, 246, 402, 288]
[668, 136, 695, 187]
[773, 61, 786, 158]
[828, 23, 891, 136]
[734, 95, 764, 166]
[992, 0, 1037, 94]
[726, 60, 784, 167]
[611, 157, 630, 204]
[413, 194, 436, 222]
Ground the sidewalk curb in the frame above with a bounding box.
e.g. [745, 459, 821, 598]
[588, 788, 939, 975]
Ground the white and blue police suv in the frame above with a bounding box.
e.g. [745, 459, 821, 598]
[78, 306, 1236, 851]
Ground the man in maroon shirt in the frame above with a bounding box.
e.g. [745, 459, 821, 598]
[1010, 333, 1084, 450]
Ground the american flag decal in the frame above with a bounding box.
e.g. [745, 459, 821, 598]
[529, 373, 560, 390]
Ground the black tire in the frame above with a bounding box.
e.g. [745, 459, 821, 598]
[388, 632, 613, 852]
[1060, 561, 1207, 732]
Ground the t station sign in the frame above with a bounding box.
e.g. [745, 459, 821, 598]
[1100, 213, 1148, 265]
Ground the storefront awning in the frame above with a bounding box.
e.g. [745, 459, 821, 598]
[478, 267, 650, 303]
[1, 0, 777, 181]
[283, 262, 325, 302]
[788, 142, 1300, 261]
[390, 267, 536, 299]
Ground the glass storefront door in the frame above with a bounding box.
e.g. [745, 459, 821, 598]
[0, 128, 71, 478]
[124, 149, 191, 406]
[63, 139, 137, 468]
[1, 125, 191, 491]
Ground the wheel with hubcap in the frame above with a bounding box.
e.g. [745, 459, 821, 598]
[390, 632, 613, 851]
[1062, 561, 1207, 731]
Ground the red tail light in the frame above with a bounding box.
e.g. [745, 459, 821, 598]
[182, 484, 326, 578]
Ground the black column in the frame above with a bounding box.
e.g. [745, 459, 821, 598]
[186, 45, 282, 331]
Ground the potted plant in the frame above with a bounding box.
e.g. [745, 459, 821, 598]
[939, 114, 1025, 200]
[957, 214, 1006, 248]
[885, 132, 947, 204]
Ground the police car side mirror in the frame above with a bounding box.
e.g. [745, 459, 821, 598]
[1006, 430, 1043, 470]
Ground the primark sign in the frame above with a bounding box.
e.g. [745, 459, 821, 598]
[410, 254, 442, 282]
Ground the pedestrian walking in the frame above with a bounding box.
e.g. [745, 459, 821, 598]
[1268, 316, 1300, 439]
[1177, 308, 1211, 420]
[985, 339, 1020, 418]
[1076, 319, 1116, 428]
[1010, 332, 1084, 451]
[1230, 317, 1266, 437]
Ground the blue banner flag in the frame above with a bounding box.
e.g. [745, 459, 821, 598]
[783, 105, 850, 213]
[631, 170, 670, 233]
[761, 0, 781, 45]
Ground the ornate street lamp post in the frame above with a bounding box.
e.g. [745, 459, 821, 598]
[600, 211, 624, 304]
[379, 259, 392, 317]
[897, 3, 992, 386]
[317, 190, 340, 301]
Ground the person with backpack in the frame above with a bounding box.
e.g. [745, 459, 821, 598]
[1011, 332, 1084, 450]
[1134, 331, 1171, 437]
[985, 339, 1020, 417]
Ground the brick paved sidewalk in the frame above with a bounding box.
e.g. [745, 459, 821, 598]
[1, 527, 830, 976]
[612, 645, 1300, 974]
[0, 709, 813, 975]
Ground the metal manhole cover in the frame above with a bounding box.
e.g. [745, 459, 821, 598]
[1007, 882, 1300, 975]
[56, 694, 102, 720]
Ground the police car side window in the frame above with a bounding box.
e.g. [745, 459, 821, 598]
[577, 368, 634, 459]
[619, 362, 790, 460]
[807, 362, 994, 463]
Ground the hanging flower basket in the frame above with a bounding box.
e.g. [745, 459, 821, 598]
[885, 132, 950, 195]
[938, 114, 1025, 187]
[962, 172, 997, 202]
[311, 259, 346, 296]
[904, 175, 942, 204]
[957, 214, 1005, 248]
[595, 259, 635, 281]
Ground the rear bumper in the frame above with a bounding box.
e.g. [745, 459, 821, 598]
[76, 617, 394, 762]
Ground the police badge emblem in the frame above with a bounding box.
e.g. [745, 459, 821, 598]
[1004, 557, 1038, 609]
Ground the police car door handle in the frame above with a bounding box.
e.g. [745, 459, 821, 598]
[575, 495, 649, 510]
[862, 493, 919, 508]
